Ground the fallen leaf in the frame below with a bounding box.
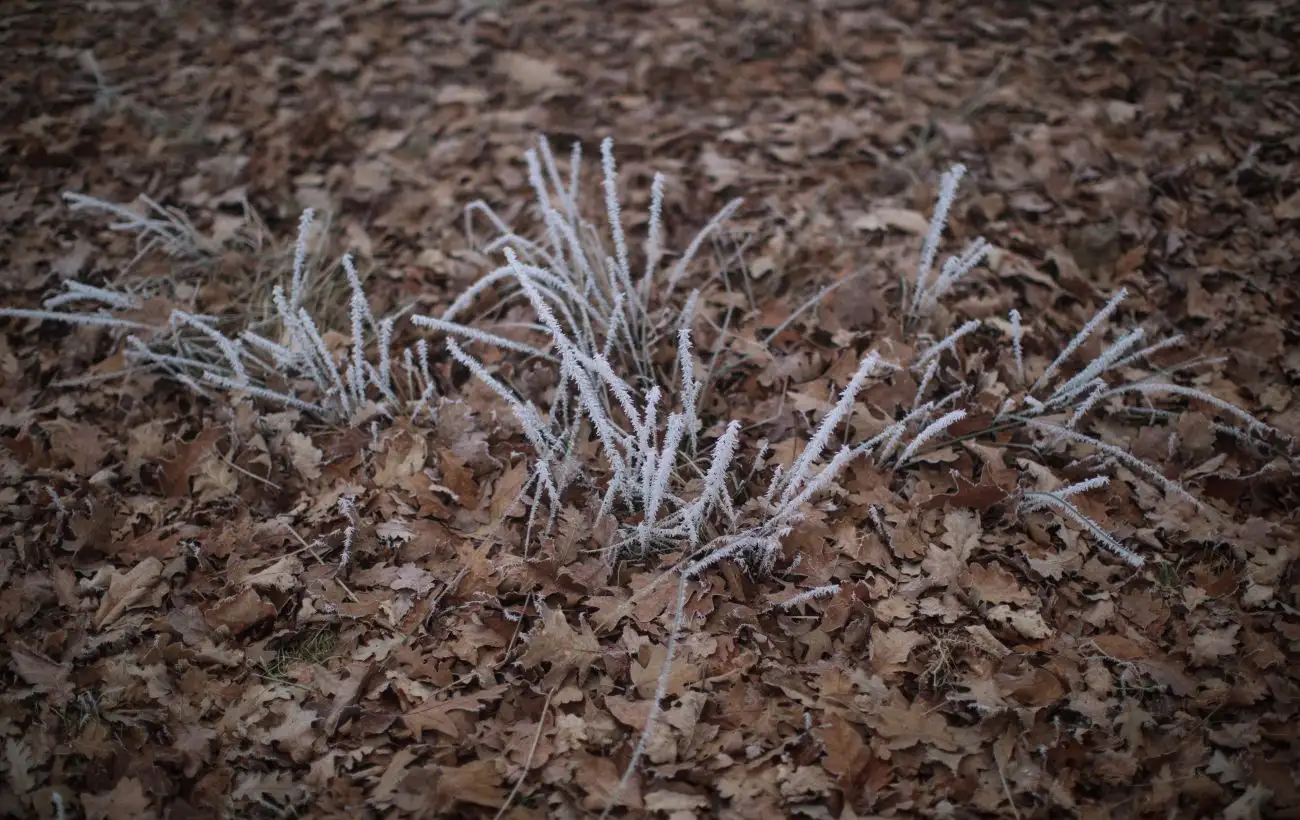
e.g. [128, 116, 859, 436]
[193, 450, 239, 503]
[962, 563, 1035, 605]
[988, 605, 1054, 640]
[375, 429, 427, 489]
[324, 661, 380, 737]
[94, 557, 164, 630]
[1275, 191, 1300, 220]
[1092, 634, 1147, 661]
[284, 431, 322, 481]
[1189, 624, 1239, 666]
[44, 418, 106, 475]
[489, 459, 530, 520]
[1223, 784, 1273, 820]
[52, 239, 94, 279]
[171, 725, 217, 778]
[241, 556, 304, 594]
[869, 626, 925, 678]
[402, 685, 508, 742]
[497, 52, 569, 94]
[436, 760, 505, 809]
[8, 645, 72, 704]
[999, 666, 1065, 707]
[82, 776, 156, 820]
[819, 719, 872, 781]
[866, 696, 958, 751]
[437, 447, 477, 507]
[267, 700, 318, 762]
[205, 588, 276, 635]
[519, 606, 602, 687]
[4, 738, 35, 794]
[852, 207, 930, 235]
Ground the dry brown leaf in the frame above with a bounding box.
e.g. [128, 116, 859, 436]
[8, 645, 72, 704]
[240, 556, 304, 594]
[402, 685, 508, 742]
[575, 752, 642, 811]
[193, 450, 238, 503]
[489, 459, 530, 521]
[284, 431, 322, 481]
[324, 661, 380, 737]
[519, 606, 603, 688]
[869, 626, 925, 678]
[961, 562, 1035, 605]
[205, 587, 276, 635]
[44, 418, 106, 475]
[1092, 634, 1147, 661]
[436, 760, 506, 809]
[437, 447, 477, 507]
[375, 430, 428, 489]
[852, 207, 930, 235]
[1275, 191, 1300, 220]
[867, 696, 959, 751]
[82, 776, 155, 820]
[819, 718, 872, 781]
[496, 52, 570, 93]
[94, 557, 163, 630]
[999, 666, 1065, 707]
[987, 605, 1054, 640]
[4, 738, 35, 794]
[629, 640, 699, 699]
[266, 700, 318, 762]
[1189, 624, 1240, 667]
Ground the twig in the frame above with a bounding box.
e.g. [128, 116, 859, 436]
[994, 744, 1023, 820]
[494, 686, 556, 820]
[762, 273, 860, 345]
[600, 573, 688, 819]
[219, 449, 281, 490]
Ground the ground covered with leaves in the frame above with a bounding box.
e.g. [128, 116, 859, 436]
[3, 1, 1300, 818]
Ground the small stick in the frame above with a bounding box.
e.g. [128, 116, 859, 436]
[493, 686, 556, 820]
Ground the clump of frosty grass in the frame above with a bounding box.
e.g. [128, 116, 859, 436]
[403, 139, 1284, 814]
[428, 141, 1280, 579]
[2, 202, 432, 425]
[5, 136, 1287, 815]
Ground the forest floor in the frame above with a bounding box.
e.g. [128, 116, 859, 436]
[2, 1, 1299, 818]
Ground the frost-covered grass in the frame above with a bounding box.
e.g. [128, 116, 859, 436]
[2, 202, 430, 425]
[7, 137, 1284, 570]
[433, 140, 1282, 583]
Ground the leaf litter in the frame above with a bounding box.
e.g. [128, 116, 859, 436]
[1, 1, 1299, 819]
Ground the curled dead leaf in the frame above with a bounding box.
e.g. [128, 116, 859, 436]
[987, 604, 1054, 640]
[205, 588, 276, 635]
[94, 557, 164, 630]
[325, 661, 380, 737]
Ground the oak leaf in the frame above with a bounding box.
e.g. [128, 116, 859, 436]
[497, 52, 569, 94]
[375, 429, 427, 488]
[402, 685, 507, 742]
[1189, 624, 1239, 666]
[94, 557, 163, 630]
[987, 605, 1054, 640]
[519, 606, 602, 687]
[1092, 634, 1147, 661]
[819, 719, 872, 781]
[961, 562, 1034, 605]
[866, 696, 958, 752]
[205, 588, 276, 635]
[869, 626, 925, 678]
[436, 760, 505, 809]
[284, 431, 322, 481]
[83, 776, 155, 820]
[8, 645, 72, 705]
